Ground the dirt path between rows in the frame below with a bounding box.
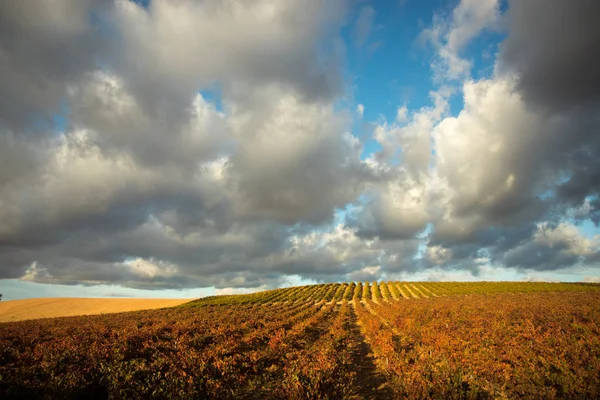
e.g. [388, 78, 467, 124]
[347, 306, 394, 399]
[0, 298, 191, 323]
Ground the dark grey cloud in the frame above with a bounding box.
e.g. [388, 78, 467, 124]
[2, 215, 421, 289]
[554, 134, 600, 212]
[0, 0, 110, 131]
[493, 0, 600, 229]
[500, 0, 600, 111]
[504, 242, 579, 271]
[502, 222, 600, 271]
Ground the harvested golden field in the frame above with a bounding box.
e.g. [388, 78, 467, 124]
[0, 298, 191, 323]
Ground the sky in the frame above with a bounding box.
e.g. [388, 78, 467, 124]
[1, 0, 600, 300]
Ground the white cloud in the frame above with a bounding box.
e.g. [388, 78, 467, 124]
[20, 262, 52, 282]
[215, 286, 265, 296]
[374, 88, 449, 172]
[350, 176, 433, 240]
[357, 104, 365, 118]
[396, 106, 408, 123]
[432, 77, 544, 236]
[348, 265, 381, 282]
[125, 258, 179, 279]
[421, 0, 500, 80]
[426, 246, 453, 265]
[534, 223, 599, 257]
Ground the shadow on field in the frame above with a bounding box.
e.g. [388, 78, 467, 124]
[348, 307, 394, 399]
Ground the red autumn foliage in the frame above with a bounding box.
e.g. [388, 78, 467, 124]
[1, 282, 599, 399]
[357, 292, 600, 399]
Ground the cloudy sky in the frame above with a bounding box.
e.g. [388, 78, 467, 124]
[1, 0, 599, 300]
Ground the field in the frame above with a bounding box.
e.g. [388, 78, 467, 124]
[1, 282, 599, 399]
[0, 298, 191, 323]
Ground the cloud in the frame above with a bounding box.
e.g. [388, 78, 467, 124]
[0, 0, 109, 130]
[348, 265, 381, 282]
[421, 0, 500, 80]
[69, 72, 230, 168]
[8, 220, 418, 289]
[347, 176, 432, 240]
[416, 70, 600, 272]
[0, 0, 372, 290]
[429, 70, 600, 238]
[347, 89, 452, 242]
[281, 224, 419, 280]
[373, 88, 449, 171]
[503, 222, 600, 270]
[0, 0, 599, 291]
[110, 0, 347, 115]
[215, 287, 264, 296]
[21, 262, 52, 282]
[365, 0, 600, 276]
[499, 0, 600, 111]
[432, 77, 548, 232]
[445, 0, 500, 53]
[357, 104, 365, 118]
[354, 6, 376, 48]
[224, 86, 372, 225]
[494, 0, 600, 222]
[396, 106, 408, 123]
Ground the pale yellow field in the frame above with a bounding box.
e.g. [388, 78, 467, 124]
[0, 298, 191, 323]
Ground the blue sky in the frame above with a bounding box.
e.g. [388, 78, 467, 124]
[0, 0, 599, 300]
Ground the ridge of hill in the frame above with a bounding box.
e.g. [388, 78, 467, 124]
[184, 280, 600, 307]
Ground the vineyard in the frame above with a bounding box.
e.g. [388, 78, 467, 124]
[1, 282, 599, 399]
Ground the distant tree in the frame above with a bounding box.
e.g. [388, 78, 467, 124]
[0, 293, 2, 301]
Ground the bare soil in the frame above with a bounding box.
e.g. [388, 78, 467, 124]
[348, 305, 394, 399]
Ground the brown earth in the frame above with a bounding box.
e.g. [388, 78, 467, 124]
[0, 298, 191, 323]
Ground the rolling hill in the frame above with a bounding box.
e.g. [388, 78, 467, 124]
[0, 298, 191, 323]
[1, 281, 599, 399]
